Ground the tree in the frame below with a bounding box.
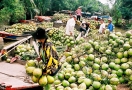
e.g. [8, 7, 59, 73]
[0, 0, 25, 24]
[0, 0, 112, 25]
[121, 0, 132, 22]
[111, 0, 122, 25]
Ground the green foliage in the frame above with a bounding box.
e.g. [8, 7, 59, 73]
[112, 0, 132, 21]
[121, 0, 132, 20]
[10, 5, 25, 23]
[0, 7, 11, 23]
[111, 0, 122, 24]
[1, 0, 131, 27]
[0, 0, 25, 24]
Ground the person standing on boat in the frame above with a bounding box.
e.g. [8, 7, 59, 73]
[98, 18, 106, 34]
[65, 15, 77, 36]
[75, 7, 82, 21]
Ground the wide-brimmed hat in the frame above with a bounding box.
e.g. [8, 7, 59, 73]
[82, 20, 86, 23]
[32, 27, 48, 39]
[99, 18, 104, 21]
[73, 15, 77, 18]
[108, 17, 112, 21]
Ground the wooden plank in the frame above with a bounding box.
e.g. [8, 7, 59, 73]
[0, 62, 26, 76]
[0, 62, 39, 89]
[3, 36, 32, 50]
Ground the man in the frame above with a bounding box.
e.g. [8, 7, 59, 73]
[65, 15, 77, 36]
[107, 17, 114, 32]
[98, 18, 105, 34]
[32, 27, 61, 76]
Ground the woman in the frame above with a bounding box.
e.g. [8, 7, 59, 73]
[75, 7, 82, 21]
[32, 27, 61, 76]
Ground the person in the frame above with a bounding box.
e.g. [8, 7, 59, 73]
[65, 15, 77, 36]
[0, 37, 4, 61]
[80, 20, 89, 37]
[107, 17, 114, 32]
[98, 18, 105, 34]
[0, 37, 4, 50]
[75, 7, 82, 21]
[32, 27, 61, 76]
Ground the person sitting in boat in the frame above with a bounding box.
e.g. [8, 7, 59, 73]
[80, 20, 89, 37]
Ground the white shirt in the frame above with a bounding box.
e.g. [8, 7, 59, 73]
[99, 23, 105, 33]
[65, 18, 76, 36]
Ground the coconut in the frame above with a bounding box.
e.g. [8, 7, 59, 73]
[93, 63, 100, 70]
[33, 68, 42, 78]
[92, 81, 101, 89]
[65, 73, 71, 80]
[101, 57, 108, 63]
[129, 39, 132, 46]
[123, 43, 131, 50]
[56, 86, 64, 90]
[38, 76, 47, 86]
[54, 80, 61, 85]
[76, 71, 85, 78]
[27, 60, 36, 67]
[124, 51, 128, 57]
[68, 76, 76, 83]
[70, 83, 78, 88]
[125, 69, 132, 76]
[26, 67, 35, 75]
[58, 73, 64, 80]
[121, 58, 128, 63]
[62, 80, 70, 87]
[79, 61, 86, 68]
[73, 58, 79, 64]
[64, 87, 72, 90]
[110, 77, 119, 85]
[128, 49, 132, 56]
[102, 64, 109, 70]
[105, 85, 113, 90]
[121, 63, 129, 70]
[83, 78, 92, 87]
[74, 64, 80, 71]
[114, 58, 121, 64]
[87, 54, 94, 61]
[116, 69, 123, 77]
[116, 52, 123, 59]
[47, 75, 55, 84]
[31, 76, 39, 83]
[66, 56, 72, 63]
[78, 83, 87, 90]
[78, 77, 85, 84]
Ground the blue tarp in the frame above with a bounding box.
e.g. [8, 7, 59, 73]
[99, 15, 110, 19]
